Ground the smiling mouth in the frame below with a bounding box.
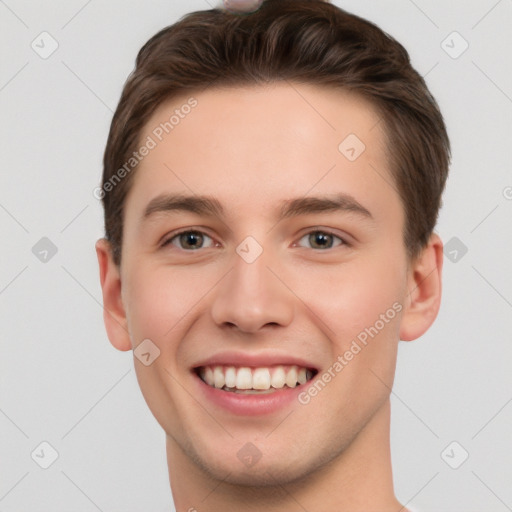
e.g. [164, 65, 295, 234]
[195, 365, 317, 394]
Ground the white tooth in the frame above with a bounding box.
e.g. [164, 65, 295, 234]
[297, 367, 307, 385]
[271, 366, 286, 389]
[204, 367, 214, 386]
[236, 367, 253, 389]
[285, 366, 298, 388]
[253, 368, 271, 390]
[213, 366, 225, 388]
[306, 369, 313, 381]
[225, 366, 236, 388]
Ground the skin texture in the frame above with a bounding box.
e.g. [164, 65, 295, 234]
[223, 0, 264, 13]
[96, 82, 443, 511]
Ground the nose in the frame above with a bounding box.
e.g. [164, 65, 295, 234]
[210, 247, 294, 333]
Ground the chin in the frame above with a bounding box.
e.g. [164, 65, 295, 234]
[182, 437, 337, 489]
[202, 459, 314, 488]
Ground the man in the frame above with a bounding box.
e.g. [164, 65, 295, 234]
[96, 1, 450, 510]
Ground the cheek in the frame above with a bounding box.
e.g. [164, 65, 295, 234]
[123, 266, 185, 341]
[298, 254, 406, 344]
[122, 264, 224, 344]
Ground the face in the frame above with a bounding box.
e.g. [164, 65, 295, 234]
[106, 83, 416, 485]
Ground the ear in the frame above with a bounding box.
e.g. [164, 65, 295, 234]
[95, 238, 132, 351]
[399, 233, 444, 341]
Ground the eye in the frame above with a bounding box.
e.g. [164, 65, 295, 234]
[162, 230, 216, 251]
[296, 230, 346, 250]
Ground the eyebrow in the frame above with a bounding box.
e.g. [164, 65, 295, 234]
[143, 194, 223, 219]
[142, 193, 374, 222]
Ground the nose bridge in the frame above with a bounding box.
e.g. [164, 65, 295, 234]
[210, 241, 294, 332]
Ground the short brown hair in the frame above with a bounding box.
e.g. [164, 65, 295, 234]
[101, 0, 450, 265]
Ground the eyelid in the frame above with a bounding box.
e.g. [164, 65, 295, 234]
[160, 227, 219, 249]
[294, 228, 351, 249]
[160, 227, 352, 251]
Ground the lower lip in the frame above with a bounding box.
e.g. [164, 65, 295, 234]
[193, 372, 310, 416]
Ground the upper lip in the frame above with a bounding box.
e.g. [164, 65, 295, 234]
[193, 351, 319, 371]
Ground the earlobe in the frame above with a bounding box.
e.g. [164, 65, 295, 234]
[95, 238, 132, 351]
[399, 233, 444, 342]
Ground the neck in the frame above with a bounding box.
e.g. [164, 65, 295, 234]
[167, 399, 404, 512]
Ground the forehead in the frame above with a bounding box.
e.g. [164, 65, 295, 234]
[126, 82, 401, 227]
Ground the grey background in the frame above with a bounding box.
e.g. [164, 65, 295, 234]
[1, 0, 511, 510]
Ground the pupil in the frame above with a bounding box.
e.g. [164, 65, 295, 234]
[311, 232, 331, 249]
[182, 232, 202, 249]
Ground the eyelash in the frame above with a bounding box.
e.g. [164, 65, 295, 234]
[161, 228, 350, 251]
